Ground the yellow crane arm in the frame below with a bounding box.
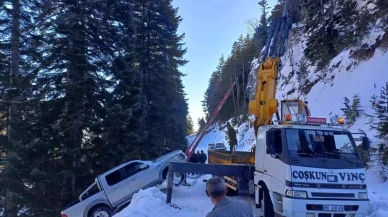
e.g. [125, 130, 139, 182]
[248, 57, 281, 136]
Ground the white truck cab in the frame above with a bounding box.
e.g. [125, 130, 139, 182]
[254, 119, 370, 217]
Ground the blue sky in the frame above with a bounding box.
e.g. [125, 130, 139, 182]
[172, 0, 277, 130]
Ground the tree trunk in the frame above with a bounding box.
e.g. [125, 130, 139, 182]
[231, 77, 236, 113]
[8, 0, 20, 141]
[242, 62, 246, 109]
[5, 0, 20, 216]
[64, 11, 86, 198]
[236, 68, 240, 113]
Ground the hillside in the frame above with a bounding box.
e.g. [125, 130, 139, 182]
[186, 2, 388, 216]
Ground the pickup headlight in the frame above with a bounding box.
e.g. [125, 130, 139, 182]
[286, 190, 308, 198]
[358, 192, 368, 199]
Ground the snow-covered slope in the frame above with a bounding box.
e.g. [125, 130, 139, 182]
[114, 176, 214, 217]
[184, 23, 388, 216]
[114, 175, 261, 217]
[186, 120, 256, 153]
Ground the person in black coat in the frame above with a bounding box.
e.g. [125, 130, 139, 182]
[200, 150, 207, 163]
[189, 151, 200, 175]
[190, 153, 198, 163]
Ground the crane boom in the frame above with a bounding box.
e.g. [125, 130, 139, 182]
[249, 0, 310, 137]
[185, 78, 238, 162]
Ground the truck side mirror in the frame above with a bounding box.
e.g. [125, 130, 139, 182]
[266, 130, 276, 154]
[362, 136, 370, 151]
[266, 147, 276, 155]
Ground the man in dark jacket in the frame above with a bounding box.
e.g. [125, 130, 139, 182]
[190, 152, 198, 163]
[226, 122, 237, 152]
[189, 151, 200, 175]
[205, 176, 254, 217]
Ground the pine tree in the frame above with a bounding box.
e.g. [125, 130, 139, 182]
[376, 0, 388, 11]
[370, 85, 388, 165]
[303, 0, 339, 69]
[366, 94, 378, 129]
[334, 0, 359, 52]
[134, 0, 188, 157]
[202, 33, 257, 122]
[0, 0, 50, 215]
[198, 117, 206, 131]
[0, 0, 189, 215]
[99, 0, 147, 166]
[202, 56, 224, 119]
[269, 0, 284, 20]
[342, 96, 353, 125]
[253, 0, 269, 56]
[351, 94, 362, 120]
[341, 94, 362, 127]
[296, 58, 309, 85]
[186, 115, 195, 135]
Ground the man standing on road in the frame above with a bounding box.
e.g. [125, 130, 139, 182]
[205, 176, 254, 217]
[226, 122, 237, 152]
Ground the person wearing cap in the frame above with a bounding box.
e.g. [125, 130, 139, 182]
[205, 176, 254, 217]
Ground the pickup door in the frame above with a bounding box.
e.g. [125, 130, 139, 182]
[104, 167, 132, 207]
[124, 161, 160, 193]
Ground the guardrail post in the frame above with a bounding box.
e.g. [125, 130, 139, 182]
[166, 163, 174, 204]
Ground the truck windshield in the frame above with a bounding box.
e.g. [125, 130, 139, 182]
[285, 129, 360, 160]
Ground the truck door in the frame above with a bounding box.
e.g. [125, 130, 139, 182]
[104, 167, 132, 207]
[124, 162, 159, 193]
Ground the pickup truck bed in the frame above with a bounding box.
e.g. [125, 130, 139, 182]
[208, 150, 254, 165]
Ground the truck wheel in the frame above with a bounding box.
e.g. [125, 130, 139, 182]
[89, 206, 112, 217]
[263, 189, 275, 217]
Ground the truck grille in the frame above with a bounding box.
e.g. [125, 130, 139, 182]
[306, 205, 359, 212]
[311, 192, 355, 198]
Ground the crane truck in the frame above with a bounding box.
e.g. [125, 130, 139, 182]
[206, 0, 371, 216]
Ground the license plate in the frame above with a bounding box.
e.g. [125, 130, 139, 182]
[323, 205, 344, 212]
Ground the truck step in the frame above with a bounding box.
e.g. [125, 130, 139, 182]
[225, 182, 237, 191]
[224, 176, 237, 184]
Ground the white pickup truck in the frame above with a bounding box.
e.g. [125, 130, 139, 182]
[61, 150, 187, 217]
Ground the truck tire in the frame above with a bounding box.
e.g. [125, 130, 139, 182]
[89, 206, 112, 217]
[263, 189, 275, 217]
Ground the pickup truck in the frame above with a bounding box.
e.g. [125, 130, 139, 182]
[61, 150, 187, 217]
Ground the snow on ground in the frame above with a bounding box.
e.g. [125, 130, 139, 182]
[114, 175, 261, 217]
[114, 175, 213, 217]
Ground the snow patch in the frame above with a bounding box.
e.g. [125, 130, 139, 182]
[114, 175, 214, 217]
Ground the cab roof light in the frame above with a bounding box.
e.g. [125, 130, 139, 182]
[285, 114, 292, 121]
[338, 117, 345, 125]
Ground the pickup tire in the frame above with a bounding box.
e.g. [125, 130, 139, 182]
[89, 206, 112, 217]
[162, 169, 185, 186]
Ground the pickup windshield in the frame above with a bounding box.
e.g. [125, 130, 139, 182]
[285, 129, 360, 161]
